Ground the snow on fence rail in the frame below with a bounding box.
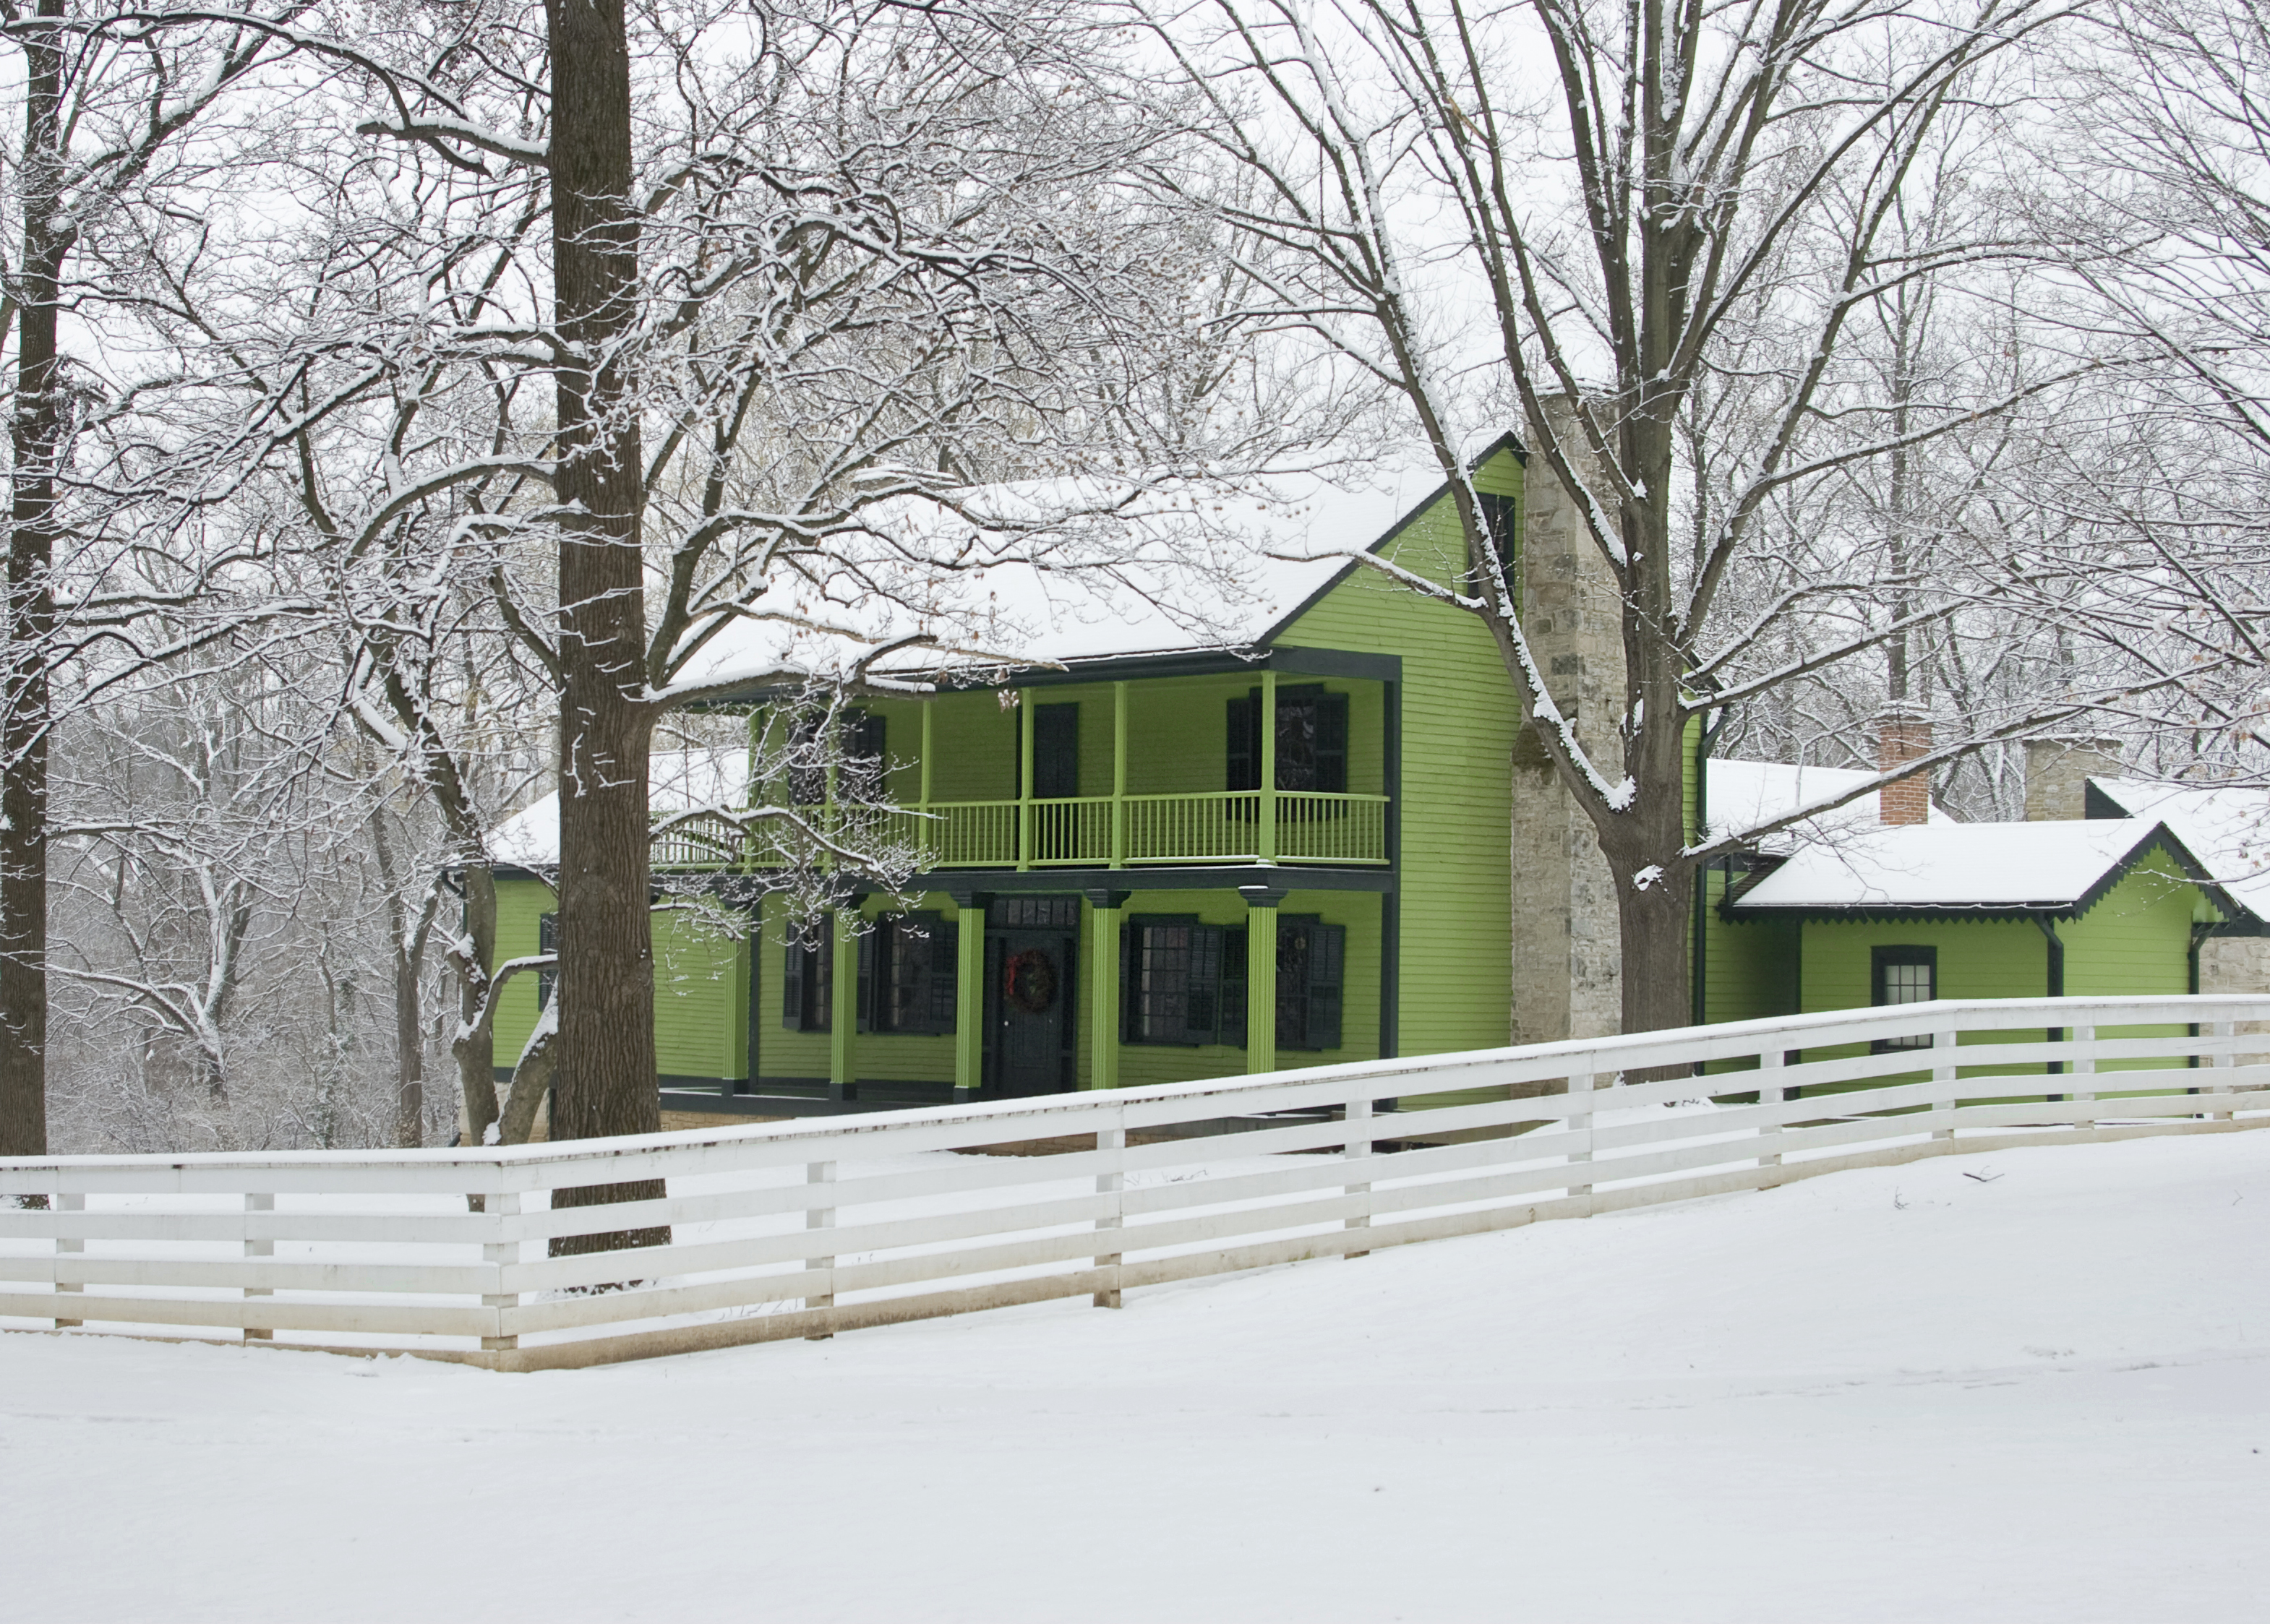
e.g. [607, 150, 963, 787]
[4, 995, 2266, 1372]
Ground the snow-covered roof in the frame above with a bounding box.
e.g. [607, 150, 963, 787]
[490, 749, 745, 870]
[1727, 817, 2198, 915]
[664, 459, 1457, 697]
[1703, 757, 1950, 850]
[2089, 777, 2270, 923]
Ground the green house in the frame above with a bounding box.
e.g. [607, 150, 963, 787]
[1695, 757, 2235, 1085]
[487, 445, 1528, 1112]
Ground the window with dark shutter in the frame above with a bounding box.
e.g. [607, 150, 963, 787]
[1124, 916, 1228, 1045]
[1033, 703, 1079, 799]
[537, 913, 559, 1011]
[869, 912, 957, 1035]
[1228, 686, 1350, 796]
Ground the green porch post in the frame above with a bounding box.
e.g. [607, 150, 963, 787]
[1086, 888, 1126, 1089]
[1016, 690, 1034, 872]
[1110, 680, 1127, 869]
[918, 697, 934, 866]
[1259, 667, 1277, 864]
[829, 905, 857, 1100]
[950, 888, 988, 1104]
[1241, 885, 1283, 1075]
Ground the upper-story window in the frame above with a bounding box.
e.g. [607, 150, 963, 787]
[1226, 684, 1349, 793]
[784, 710, 885, 805]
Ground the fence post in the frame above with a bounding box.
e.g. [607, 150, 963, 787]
[2211, 1019, 2237, 1120]
[1932, 1028, 1958, 1142]
[1756, 1050, 1784, 1174]
[2072, 1023, 2096, 1133]
[1567, 1071, 1594, 1214]
[482, 1190, 520, 1354]
[1093, 1122, 1125, 1308]
[243, 1192, 275, 1341]
[1345, 1095, 1374, 1258]
[54, 1191, 82, 1329]
[805, 1160, 836, 1338]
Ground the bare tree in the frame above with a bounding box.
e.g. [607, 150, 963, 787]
[1122, 0, 2149, 1032]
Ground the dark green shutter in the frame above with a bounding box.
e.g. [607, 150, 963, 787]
[1034, 703, 1079, 799]
[1316, 695, 1349, 794]
[1187, 924, 1222, 1043]
[1220, 926, 1247, 1047]
[857, 924, 878, 1032]
[928, 919, 959, 1033]
[1308, 924, 1345, 1050]
[1120, 922, 1136, 1043]
[780, 924, 807, 1030]
[1226, 695, 1259, 791]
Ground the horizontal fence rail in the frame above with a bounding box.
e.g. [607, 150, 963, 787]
[5, 996, 2265, 1372]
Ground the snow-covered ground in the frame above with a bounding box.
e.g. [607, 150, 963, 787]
[7, 1132, 2266, 1622]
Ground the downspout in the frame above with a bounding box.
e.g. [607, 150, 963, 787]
[2034, 916, 2065, 1095]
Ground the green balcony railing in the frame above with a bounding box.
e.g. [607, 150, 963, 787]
[648, 791, 1390, 872]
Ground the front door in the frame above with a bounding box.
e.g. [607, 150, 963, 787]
[983, 898, 1080, 1096]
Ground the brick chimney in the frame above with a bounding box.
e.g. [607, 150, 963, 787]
[1877, 704, 1932, 825]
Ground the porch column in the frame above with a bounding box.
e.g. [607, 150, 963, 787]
[1241, 885, 1284, 1075]
[918, 697, 934, 867]
[1086, 889, 1127, 1090]
[1110, 681, 1128, 869]
[1258, 668, 1277, 865]
[949, 889, 988, 1103]
[828, 904, 858, 1101]
[1016, 690, 1034, 872]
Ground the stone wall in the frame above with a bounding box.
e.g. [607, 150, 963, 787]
[1509, 398, 1624, 1044]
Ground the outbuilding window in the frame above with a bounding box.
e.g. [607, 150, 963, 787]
[1871, 945, 1936, 1052]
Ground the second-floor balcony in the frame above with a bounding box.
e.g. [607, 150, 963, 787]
[648, 660, 1397, 875]
[654, 787, 1390, 872]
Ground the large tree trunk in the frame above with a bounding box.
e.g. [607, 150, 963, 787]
[546, 0, 665, 1253]
[1, 0, 69, 1161]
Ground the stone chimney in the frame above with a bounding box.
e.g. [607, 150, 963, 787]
[2023, 735, 2124, 822]
[1877, 704, 1932, 825]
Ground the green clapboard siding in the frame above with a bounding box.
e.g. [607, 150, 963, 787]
[492, 876, 745, 1084]
[1276, 449, 1521, 1056]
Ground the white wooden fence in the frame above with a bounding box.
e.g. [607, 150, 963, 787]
[4, 994, 2265, 1372]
